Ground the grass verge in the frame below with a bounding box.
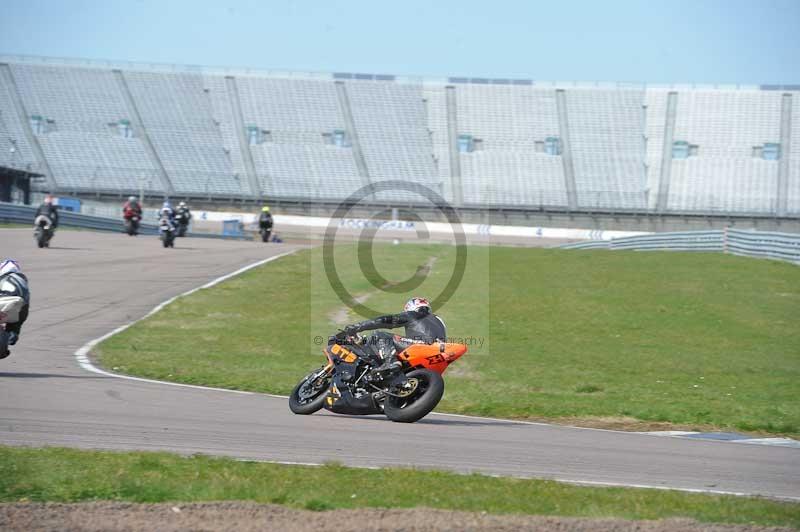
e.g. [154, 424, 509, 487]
[1, 446, 797, 527]
[0, 223, 30, 228]
[97, 245, 800, 436]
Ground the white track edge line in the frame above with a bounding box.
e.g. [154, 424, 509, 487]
[74, 250, 296, 399]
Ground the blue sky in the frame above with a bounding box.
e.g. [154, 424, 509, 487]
[0, 0, 798, 84]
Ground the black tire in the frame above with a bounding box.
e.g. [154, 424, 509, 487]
[289, 368, 331, 415]
[383, 369, 444, 423]
[0, 330, 9, 358]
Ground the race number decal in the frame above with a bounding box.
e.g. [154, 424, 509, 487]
[426, 354, 445, 365]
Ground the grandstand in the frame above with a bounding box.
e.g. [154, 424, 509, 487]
[0, 55, 798, 219]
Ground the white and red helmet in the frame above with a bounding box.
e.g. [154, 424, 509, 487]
[404, 297, 430, 314]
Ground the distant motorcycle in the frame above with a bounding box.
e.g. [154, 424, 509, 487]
[124, 215, 140, 236]
[175, 212, 190, 237]
[159, 216, 176, 248]
[33, 215, 55, 248]
[259, 226, 272, 243]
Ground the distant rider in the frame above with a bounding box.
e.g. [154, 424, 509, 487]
[0, 259, 30, 359]
[258, 206, 273, 241]
[159, 201, 176, 227]
[339, 297, 446, 378]
[176, 201, 192, 226]
[122, 195, 142, 220]
[34, 195, 59, 229]
[122, 196, 142, 234]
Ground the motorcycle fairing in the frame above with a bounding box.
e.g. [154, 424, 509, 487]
[323, 370, 381, 415]
[322, 342, 382, 415]
[397, 342, 467, 374]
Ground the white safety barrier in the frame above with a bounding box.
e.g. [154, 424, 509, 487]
[193, 210, 648, 242]
[561, 228, 800, 265]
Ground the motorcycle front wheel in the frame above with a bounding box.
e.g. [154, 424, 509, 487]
[383, 369, 444, 423]
[289, 367, 332, 415]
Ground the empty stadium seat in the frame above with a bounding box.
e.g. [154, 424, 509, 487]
[668, 90, 782, 213]
[0, 58, 796, 216]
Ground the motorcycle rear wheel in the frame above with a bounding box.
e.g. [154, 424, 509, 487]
[289, 368, 331, 415]
[383, 369, 444, 423]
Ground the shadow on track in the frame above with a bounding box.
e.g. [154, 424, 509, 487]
[418, 417, 523, 427]
[42, 247, 95, 251]
[320, 413, 519, 427]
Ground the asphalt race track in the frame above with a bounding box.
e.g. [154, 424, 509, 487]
[1, 229, 798, 500]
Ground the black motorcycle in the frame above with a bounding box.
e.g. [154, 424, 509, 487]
[289, 332, 466, 423]
[159, 216, 176, 248]
[33, 215, 55, 248]
[175, 212, 190, 237]
[259, 226, 272, 243]
[124, 215, 140, 236]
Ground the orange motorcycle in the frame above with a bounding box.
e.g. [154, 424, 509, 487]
[289, 332, 467, 423]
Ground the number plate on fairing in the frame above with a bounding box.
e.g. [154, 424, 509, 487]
[331, 343, 358, 363]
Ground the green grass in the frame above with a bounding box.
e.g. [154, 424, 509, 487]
[0, 222, 88, 231]
[1, 446, 797, 526]
[0, 222, 32, 228]
[98, 245, 800, 436]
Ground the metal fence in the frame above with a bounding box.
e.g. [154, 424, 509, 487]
[0, 202, 250, 240]
[560, 229, 800, 265]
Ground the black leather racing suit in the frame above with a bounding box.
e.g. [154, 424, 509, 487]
[35, 203, 59, 228]
[258, 212, 273, 229]
[176, 207, 192, 225]
[345, 309, 447, 361]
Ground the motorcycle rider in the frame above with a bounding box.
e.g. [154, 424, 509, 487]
[258, 206, 273, 242]
[0, 259, 30, 359]
[122, 196, 143, 234]
[338, 297, 445, 379]
[34, 194, 59, 229]
[159, 201, 176, 227]
[123, 195, 142, 218]
[175, 201, 192, 234]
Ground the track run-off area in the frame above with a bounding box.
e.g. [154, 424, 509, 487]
[0, 228, 798, 501]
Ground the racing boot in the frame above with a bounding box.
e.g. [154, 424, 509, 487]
[369, 355, 402, 381]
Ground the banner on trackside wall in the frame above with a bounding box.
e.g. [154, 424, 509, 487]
[193, 210, 649, 241]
